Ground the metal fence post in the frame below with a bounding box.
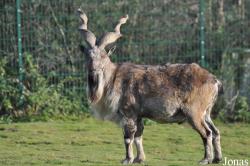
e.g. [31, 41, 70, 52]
[199, 0, 205, 67]
[16, 0, 24, 105]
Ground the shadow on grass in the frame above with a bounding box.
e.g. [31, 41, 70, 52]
[81, 159, 106, 164]
[15, 141, 52, 145]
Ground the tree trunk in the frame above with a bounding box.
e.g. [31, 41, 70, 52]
[217, 0, 225, 30]
[207, 0, 213, 31]
[238, 0, 245, 19]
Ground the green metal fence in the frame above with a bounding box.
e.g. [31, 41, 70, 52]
[0, 0, 250, 105]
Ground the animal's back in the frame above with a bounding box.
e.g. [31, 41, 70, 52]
[113, 62, 219, 123]
[115, 62, 217, 99]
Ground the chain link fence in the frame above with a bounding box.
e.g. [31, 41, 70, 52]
[0, 0, 250, 109]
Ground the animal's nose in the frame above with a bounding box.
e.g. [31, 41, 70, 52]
[89, 65, 94, 71]
[89, 67, 95, 73]
[88, 62, 94, 70]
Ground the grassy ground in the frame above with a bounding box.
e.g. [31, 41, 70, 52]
[0, 118, 249, 166]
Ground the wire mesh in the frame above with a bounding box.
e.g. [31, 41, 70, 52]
[0, 0, 249, 105]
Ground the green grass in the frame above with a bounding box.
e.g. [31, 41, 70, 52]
[0, 118, 249, 166]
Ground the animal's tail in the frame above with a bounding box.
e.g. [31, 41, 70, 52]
[216, 79, 224, 95]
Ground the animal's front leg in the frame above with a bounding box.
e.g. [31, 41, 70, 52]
[122, 118, 137, 165]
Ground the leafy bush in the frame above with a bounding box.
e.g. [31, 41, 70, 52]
[233, 96, 250, 122]
[0, 54, 88, 123]
[0, 58, 20, 122]
[214, 51, 250, 123]
[219, 95, 250, 123]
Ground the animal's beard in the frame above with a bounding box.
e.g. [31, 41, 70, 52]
[88, 72, 99, 102]
[88, 71, 104, 103]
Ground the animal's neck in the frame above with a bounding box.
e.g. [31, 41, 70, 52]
[90, 61, 121, 123]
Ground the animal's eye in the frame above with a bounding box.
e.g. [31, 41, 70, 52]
[100, 53, 106, 59]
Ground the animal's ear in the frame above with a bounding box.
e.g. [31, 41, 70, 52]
[79, 45, 87, 54]
[107, 45, 116, 57]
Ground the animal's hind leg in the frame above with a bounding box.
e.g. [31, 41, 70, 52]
[187, 114, 213, 164]
[205, 114, 222, 163]
[133, 118, 145, 163]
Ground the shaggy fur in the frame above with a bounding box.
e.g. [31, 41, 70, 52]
[87, 58, 223, 165]
[77, 10, 222, 165]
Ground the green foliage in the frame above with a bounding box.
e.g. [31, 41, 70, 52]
[23, 53, 88, 121]
[214, 51, 250, 123]
[234, 96, 250, 122]
[0, 58, 20, 119]
[0, 0, 250, 123]
[0, 54, 88, 123]
[219, 96, 250, 123]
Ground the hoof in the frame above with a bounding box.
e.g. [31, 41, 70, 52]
[199, 158, 212, 165]
[133, 157, 145, 164]
[212, 157, 222, 164]
[121, 158, 134, 165]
